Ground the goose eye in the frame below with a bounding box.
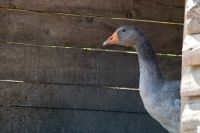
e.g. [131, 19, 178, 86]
[122, 29, 126, 32]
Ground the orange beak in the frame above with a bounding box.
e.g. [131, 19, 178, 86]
[103, 32, 119, 46]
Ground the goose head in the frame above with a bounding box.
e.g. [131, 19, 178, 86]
[103, 25, 145, 48]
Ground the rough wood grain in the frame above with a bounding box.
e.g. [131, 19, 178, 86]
[0, 43, 181, 87]
[0, 0, 184, 23]
[185, 0, 200, 35]
[182, 97, 200, 133]
[0, 82, 146, 113]
[0, 9, 183, 54]
[0, 106, 168, 133]
[181, 67, 200, 97]
[183, 47, 200, 66]
[182, 35, 200, 66]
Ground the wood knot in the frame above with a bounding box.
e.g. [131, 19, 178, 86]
[126, 13, 132, 18]
[41, 29, 51, 38]
[85, 17, 94, 23]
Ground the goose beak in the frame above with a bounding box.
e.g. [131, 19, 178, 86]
[103, 32, 119, 46]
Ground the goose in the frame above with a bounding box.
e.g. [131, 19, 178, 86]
[103, 25, 180, 133]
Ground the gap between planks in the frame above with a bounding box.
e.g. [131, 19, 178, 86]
[5, 41, 182, 57]
[0, 7, 184, 25]
[0, 104, 147, 114]
[0, 79, 139, 91]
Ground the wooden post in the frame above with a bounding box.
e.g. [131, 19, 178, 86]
[181, 0, 200, 132]
[197, 126, 200, 133]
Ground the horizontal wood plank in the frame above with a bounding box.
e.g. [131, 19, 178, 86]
[0, 0, 184, 23]
[0, 106, 168, 133]
[182, 34, 200, 66]
[0, 8, 183, 54]
[0, 43, 181, 87]
[0, 82, 146, 113]
[183, 47, 200, 66]
[181, 67, 200, 97]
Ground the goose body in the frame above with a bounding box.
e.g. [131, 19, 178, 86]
[103, 25, 180, 133]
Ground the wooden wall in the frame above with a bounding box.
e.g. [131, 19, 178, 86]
[0, 0, 184, 132]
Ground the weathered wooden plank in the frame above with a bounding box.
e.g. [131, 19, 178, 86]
[0, 106, 168, 133]
[0, 82, 146, 113]
[183, 35, 200, 66]
[183, 47, 200, 66]
[181, 67, 200, 97]
[0, 43, 139, 87]
[0, 9, 183, 54]
[0, 0, 184, 23]
[0, 43, 181, 87]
